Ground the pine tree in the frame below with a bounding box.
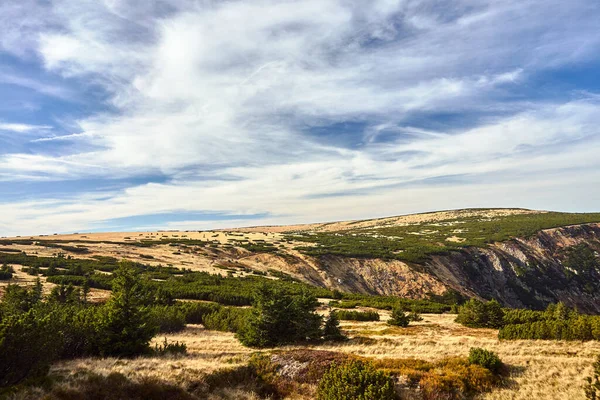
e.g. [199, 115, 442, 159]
[323, 311, 346, 341]
[388, 306, 410, 327]
[237, 286, 323, 347]
[97, 261, 156, 357]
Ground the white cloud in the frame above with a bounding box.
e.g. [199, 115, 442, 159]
[0, 122, 52, 133]
[0, 0, 599, 235]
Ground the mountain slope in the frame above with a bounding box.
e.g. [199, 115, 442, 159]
[3, 208, 600, 311]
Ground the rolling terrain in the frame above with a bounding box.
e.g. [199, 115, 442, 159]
[3, 208, 600, 311]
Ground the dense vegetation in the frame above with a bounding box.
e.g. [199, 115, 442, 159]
[317, 360, 395, 400]
[237, 286, 337, 347]
[330, 292, 456, 313]
[334, 309, 380, 321]
[454, 299, 600, 342]
[0, 262, 162, 388]
[291, 211, 600, 262]
[499, 303, 600, 341]
[387, 306, 410, 327]
[455, 299, 505, 329]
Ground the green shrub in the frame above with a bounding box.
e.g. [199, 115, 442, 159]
[585, 355, 600, 400]
[468, 348, 503, 374]
[317, 360, 395, 400]
[499, 303, 600, 341]
[408, 311, 423, 322]
[0, 263, 13, 280]
[335, 310, 379, 321]
[0, 308, 59, 387]
[455, 299, 505, 328]
[148, 305, 186, 333]
[203, 307, 250, 332]
[176, 301, 221, 324]
[388, 306, 409, 327]
[323, 312, 346, 341]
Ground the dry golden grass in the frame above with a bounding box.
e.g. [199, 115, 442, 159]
[45, 313, 600, 399]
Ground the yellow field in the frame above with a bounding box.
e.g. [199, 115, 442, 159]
[46, 312, 599, 400]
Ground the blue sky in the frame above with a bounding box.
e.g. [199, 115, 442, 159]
[1, 0, 600, 236]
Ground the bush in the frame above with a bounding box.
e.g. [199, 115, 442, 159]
[370, 356, 497, 398]
[317, 360, 395, 400]
[335, 310, 380, 321]
[455, 299, 505, 329]
[586, 355, 600, 400]
[0, 308, 59, 387]
[203, 307, 251, 333]
[0, 264, 13, 280]
[499, 303, 600, 341]
[468, 348, 503, 374]
[148, 305, 186, 333]
[177, 301, 221, 324]
[408, 311, 423, 322]
[388, 306, 409, 327]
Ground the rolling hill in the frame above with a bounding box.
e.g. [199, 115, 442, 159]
[3, 208, 600, 311]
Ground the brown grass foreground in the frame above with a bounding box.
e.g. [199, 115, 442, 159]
[11, 313, 600, 399]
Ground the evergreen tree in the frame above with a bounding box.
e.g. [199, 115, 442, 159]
[237, 286, 323, 347]
[97, 261, 156, 357]
[323, 310, 346, 341]
[388, 306, 410, 327]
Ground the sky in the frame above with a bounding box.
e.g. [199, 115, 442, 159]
[1, 0, 600, 236]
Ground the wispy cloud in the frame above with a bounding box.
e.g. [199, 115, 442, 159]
[0, 0, 599, 235]
[0, 122, 52, 133]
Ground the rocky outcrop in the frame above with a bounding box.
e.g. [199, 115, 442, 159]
[423, 223, 600, 312]
[243, 223, 600, 312]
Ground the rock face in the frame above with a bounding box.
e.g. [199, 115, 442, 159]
[259, 223, 600, 312]
[424, 223, 600, 312]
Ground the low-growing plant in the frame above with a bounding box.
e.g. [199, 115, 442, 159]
[148, 305, 187, 333]
[455, 299, 505, 329]
[335, 309, 380, 321]
[468, 348, 503, 374]
[317, 360, 395, 400]
[202, 307, 250, 332]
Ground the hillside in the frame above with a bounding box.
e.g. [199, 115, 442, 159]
[2, 208, 600, 311]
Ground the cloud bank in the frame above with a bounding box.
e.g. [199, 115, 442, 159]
[0, 0, 599, 235]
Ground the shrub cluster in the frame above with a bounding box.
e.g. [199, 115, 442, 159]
[202, 306, 251, 332]
[317, 360, 395, 400]
[0, 263, 13, 280]
[237, 286, 324, 347]
[468, 348, 503, 374]
[455, 299, 505, 328]
[499, 303, 600, 341]
[370, 349, 503, 399]
[334, 310, 380, 321]
[0, 262, 160, 388]
[388, 306, 410, 327]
